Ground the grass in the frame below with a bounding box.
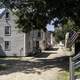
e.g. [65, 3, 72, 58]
[0, 57, 34, 70]
[58, 68, 80, 80]
[57, 68, 80, 80]
[58, 71, 69, 80]
[75, 68, 80, 79]
[0, 64, 10, 70]
[0, 57, 23, 70]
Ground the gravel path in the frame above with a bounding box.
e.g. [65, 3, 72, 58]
[0, 48, 69, 80]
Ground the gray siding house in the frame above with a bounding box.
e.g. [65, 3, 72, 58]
[0, 7, 46, 56]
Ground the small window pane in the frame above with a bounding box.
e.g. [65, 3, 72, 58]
[5, 26, 11, 35]
[5, 12, 9, 18]
[5, 41, 11, 51]
[38, 32, 41, 37]
[36, 41, 39, 48]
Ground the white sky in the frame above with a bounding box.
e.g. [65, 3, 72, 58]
[46, 24, 55, 32]
[0, 8, 5, 15]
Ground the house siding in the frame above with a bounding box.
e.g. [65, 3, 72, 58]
[0, 8, 47, 56]
[0, 9, 25, 56]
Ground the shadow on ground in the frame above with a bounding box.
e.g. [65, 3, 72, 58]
[45, 48, 59, 51]
[0, 54, 69, 75]
[34, 52, 57, 58]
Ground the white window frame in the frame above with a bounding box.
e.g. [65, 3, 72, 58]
[5, 26, 11, 36]
[5, 41, 11, 51]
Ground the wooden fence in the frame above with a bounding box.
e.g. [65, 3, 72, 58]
[70, 52, 80, 80]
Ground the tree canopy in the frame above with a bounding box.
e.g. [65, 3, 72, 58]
[54, 19, 76, 42]
[3, 0, 80, 33]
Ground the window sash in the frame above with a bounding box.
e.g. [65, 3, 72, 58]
[38, 32, 41, 37]
[5, 12, 9, 18]
[5, 26, 11, 35]
[5, 41, 11, 51]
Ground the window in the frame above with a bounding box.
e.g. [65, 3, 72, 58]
[36, 41, 39, 48]
[5, 12, 9, 19]
[5, 26, 11, 35]
[38, 31, 41, 37]
[5, 41, 11, 51]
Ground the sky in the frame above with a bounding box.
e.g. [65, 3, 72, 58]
[46, 17, 59, 32]
[46, 24, 55, 32]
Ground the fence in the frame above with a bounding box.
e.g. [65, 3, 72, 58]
[70, 52, 80, 80]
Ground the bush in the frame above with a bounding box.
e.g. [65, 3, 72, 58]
[54, 29, 65, 43]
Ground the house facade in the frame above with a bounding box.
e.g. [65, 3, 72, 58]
[0, 8, 25, 56]
[0, 7, 46, 56]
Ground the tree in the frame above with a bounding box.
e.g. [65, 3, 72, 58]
[3, 0, 80, 33]
[54, 18, 80, 42]
[12, 0, 48, 33]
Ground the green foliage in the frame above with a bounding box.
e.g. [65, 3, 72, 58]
[14, 0, 48, 33]
[0, 64, 10, 70]
[55, 29, 65, 42]
[3, 0, 80, 33]
[54, 19, 79, 42]
[63, 19, 80, 32]
[58, 71, 69, 80]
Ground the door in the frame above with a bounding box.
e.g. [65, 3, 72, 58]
[36, 41, 39, 48]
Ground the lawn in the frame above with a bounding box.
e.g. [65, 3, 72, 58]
[0, 63, 10, 70]
[0, 57, 28, 69]
[58, 71, 69, 80]
[57, 68, 80, 80]
[75, 68, 80, 79]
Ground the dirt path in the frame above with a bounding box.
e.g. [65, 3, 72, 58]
[0, 48, 69, 80]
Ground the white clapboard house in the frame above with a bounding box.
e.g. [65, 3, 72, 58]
[0, 6, 47, 56]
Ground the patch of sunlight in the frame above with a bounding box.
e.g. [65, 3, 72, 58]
[0, 57, 34, 61]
